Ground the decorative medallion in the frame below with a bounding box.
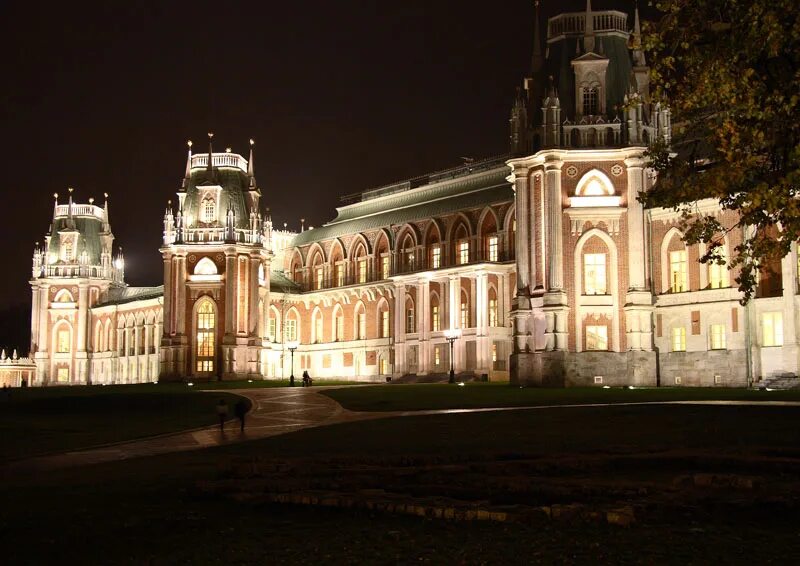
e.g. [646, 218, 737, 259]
[188, 254, 197, 264]
[565, 165, 578, 178]
[611, 164, 624, 177]
[215, 254, 224, 264]
[71, 286, 78, 295]
[50, 287, 57, 295]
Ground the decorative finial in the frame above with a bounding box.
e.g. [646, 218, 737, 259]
[68, 187, 74, 194]
[250, 138, 255, 146]
[89, 197, 94, 204]
[187, 140, 193, 148]
[208, 132, 214, 139]
[104, 192, 108, 199]
[54, 192, 58, 200]
[225, 147, 232, 153]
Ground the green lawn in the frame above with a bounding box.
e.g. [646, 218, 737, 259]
[0, 384, 246, 461]
[194, 378, 363, 389]
[322, 382, 800, 411]
[1, 404, 799, 563]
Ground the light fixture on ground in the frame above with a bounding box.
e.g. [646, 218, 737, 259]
[444, 328, 462, 384]
[286, 341, 299, 387]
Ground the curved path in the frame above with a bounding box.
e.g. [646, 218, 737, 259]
[4, 387, 800, 474]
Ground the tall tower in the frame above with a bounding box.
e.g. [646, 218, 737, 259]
[30, 190, 123, 384]
[160, 135, 271, 381]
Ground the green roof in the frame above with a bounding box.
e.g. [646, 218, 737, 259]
[182, 168, 252, 229]
[99, 286, 164, 306]
[47, 216, 105, 265]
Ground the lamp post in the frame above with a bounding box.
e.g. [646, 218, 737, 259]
[444, 328, 462, 384]
[287, 340, 299, 387]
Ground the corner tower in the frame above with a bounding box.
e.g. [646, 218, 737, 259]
[160, 135, 271, 381]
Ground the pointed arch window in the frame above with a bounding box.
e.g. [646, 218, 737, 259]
[201, 197, 216, 223]
[583, 87, 599, 116]
[196, 300, 216, 373]
[56, 325, 71, 353]
[334, 307, 344, 341]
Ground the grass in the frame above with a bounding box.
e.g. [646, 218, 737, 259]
[1, 404, 799, 563]
[322, 382, 800, 412]
[192, 378, 363, 389]
[0, 384, 245, 461]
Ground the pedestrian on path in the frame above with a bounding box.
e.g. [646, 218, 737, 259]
[234, 400, 248, 432]
[216, 399, 229, 432]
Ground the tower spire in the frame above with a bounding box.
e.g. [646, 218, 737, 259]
[206, 132, 214, 173]
[631, 0, 646, 66]
[67, 187, 75, 229]
[531, 1, 544, 74]
[247, 138, 257, 189]
[584, 0, 595, 53]
[184, 140, 193, 184]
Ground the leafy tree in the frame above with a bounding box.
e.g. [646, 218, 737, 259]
[641, 0, 800, 302]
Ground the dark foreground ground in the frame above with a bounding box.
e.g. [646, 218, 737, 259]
[2, 402, 800, 564]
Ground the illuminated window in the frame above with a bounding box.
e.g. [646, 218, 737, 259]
[357, 311, 366, 339]
[584, 253, 607, 295]
[335, 264, 344, 287]
[488, 298, 498, 327]
[381, 256, 390, 279]
[314, 313, 323, 343]
[196, 301, 215, 373]
[492, 343, 497, 362]
[56, 327, 71, 353]
[334, 310, 344, 341]
[431, 246, 441, 269]
[458, 241, 469, 265]
[406, 250, 414, 271]
[381, 310, 390, 338]
[763, 312, 783, 346]
[669, 250, 688, 292]
[583, 87, 598, 115]
[284, 318, 297, 342]
[268, 317, 277, 342]
[586, 325, 608, 350]
[63, 241, 74, 262]
[460, 300, 469, 328]
[201, 197, 216, 223]
[435, 347, 441, 366]
[379, 358, 388, 374]
[358, 259, 367, 283]
[487, 236, 498, 262]
[708, 250, 729, 289]
[671, 327, 686, 352]
[431, 305, 440, 332]
[315, 267, 324, 290]
[406, 305, 416, 334]
[710, 324, 726, 350]
[57, 367, 69, 383]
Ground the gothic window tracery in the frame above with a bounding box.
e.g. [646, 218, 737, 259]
[201, 197, 216, 223]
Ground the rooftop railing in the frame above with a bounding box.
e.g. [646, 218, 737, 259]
[54, 204, 104, 219]
[547, 10, 628, 40]
[190, 153, 248, 172]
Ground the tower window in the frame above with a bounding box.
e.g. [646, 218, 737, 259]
[583, 87, 599, 115]
[487, 237, 498, 262]
[201, 197, 216, 223]
[196, 300, 216, 373]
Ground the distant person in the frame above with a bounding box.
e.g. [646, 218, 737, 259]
[234, 399, 248, 433]
[302, 370, 313, 387]
[216, 399, 229, 432]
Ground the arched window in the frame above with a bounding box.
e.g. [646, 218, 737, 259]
[460, 291, 470, 328]
[268, 306, 280, 342]
[333, 305, 344, 341]
[405, 298, 416, 334]
[354, 303, 366, 340]
[285, 309, 299, 342]
[55, 323, 71, 353]
[54, 289, 74, 303]
[378, 301, 390, 338]
[194, 257, 218, 275]
[95, 321, 103, 352]
[488, 287, 498, 327]
[430, 293, 441, 332]
[312, 308, 323, 343]
[63, 241, 74, 262]
[201, 197, 216, 223]
[196, 300, 216, 373]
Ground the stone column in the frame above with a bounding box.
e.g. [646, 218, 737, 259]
[162, 255, 172, 336]
[30, 283, 40, 352]
[175, 254, 187, 336]
[546, 161, 564, 291]
[449, 275, 460, 330]
[224, 251, 236, 336]
[248, 255, 259, 336]
[475, 270, 490, 373]
[625, 157, 647, 291]
[77, 283, 89, 352]
[514, 173, 530, 295]
[417, 278, 430, 374]
[393, 282, 406, 375]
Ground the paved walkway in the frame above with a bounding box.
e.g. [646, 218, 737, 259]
[4, 388, 800, 474]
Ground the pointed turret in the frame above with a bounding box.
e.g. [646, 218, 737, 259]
[182, 140, 193, 189]
[67, 188, 76, 230]
[206, 132, 214, 175]
[631, 0, 646, 67]
[542, 77, 562, 147]
[531, 1, 544, 74]
[583, 0, 595, 53]
[509, 87, 529, 155]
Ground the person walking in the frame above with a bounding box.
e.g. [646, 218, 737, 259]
[216, 399, 229, 432]
[234, 399, 248, 433]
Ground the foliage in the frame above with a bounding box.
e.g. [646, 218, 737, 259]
[641, 0, 800, 302]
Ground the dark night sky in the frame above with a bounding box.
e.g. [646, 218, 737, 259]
[0, 0, 655, 326]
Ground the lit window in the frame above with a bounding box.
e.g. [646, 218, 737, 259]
[458, 241, 469, 265]
[487, 236, 498, 262]
[316, 267, 324, 290]
[56, 328, 71, 353]
[334, 311, 344, 341]
[57, 367, 69, 383]
[379, 358, 389, 374]
[492, 343, 497, 362]
[357, 310, 366, 339]
[268, 317, 277, 342]
[406, 306, 416, 334]
[488, 298, 498, 327]
[335, 264, 344, 287]
[434, 347, 441, 366]
[710, 324, 726, 350]
[669, 250, 688, 292]
[381, 256, 390, 279]
[284, 318, 297, 342]
[358, 259, 367, 284]
[201, 197, 216, 223]
[381, 310, 390, 338]
[763, 312, 783, 347]
[314, 313, 323, 343]
[586, 325, 608, 350]
[671, 327, 686, 352]
[584, 253, 607, 295]
[431, 246, 441, 269]
[431, 305, 440, 332]
[196, 301, 215, 372]
[708, 251, 729, 289]
[583, 87, 598, 115]
[63, 241, 74, 262]
[406, 250, 414, 271]
[460, 300, 469, 328]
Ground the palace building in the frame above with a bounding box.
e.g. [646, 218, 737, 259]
[21, 2, 800, 387]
